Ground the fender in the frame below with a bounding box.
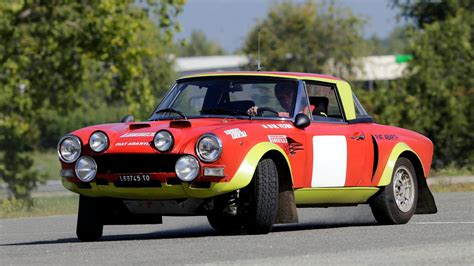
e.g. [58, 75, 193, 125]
[184, 142, 292, 198]
[377, 142, 425, 186]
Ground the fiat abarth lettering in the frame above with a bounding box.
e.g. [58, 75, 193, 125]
[58, 72, 437, 241]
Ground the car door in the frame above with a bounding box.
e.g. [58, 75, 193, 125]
[304, 81, 374, 188]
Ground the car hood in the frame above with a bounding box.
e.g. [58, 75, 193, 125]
[71, 118, 271, 154]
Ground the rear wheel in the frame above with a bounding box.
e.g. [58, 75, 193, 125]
[370, 157, 418, 224]
[76, 195, 103, 241]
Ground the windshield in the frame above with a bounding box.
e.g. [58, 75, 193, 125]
[150, 77, 299, 120]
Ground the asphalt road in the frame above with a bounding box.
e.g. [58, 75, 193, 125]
[1, 192, 473, 265]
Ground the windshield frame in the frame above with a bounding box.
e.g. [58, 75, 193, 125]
[149, 76, 303, 121]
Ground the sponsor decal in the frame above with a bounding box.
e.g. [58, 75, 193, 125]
[115, 142, 150, 147]
[224, 128, 247, 139]
[120, 132, 155, 138]
[374, 134, 399, 141]
[268, 135, 288, 144]
[262, 124, 294, 129]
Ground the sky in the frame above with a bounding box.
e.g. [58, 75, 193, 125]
[175, 0, 404, 53]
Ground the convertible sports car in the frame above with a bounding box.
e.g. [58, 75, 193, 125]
[58, 72, 437, 241]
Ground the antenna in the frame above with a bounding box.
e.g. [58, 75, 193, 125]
[257, 29, 262, 71]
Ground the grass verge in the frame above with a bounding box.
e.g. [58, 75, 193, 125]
[428, 182, 474, 193]
[0, 195, 78, 219]
[430, 164, 473, 177]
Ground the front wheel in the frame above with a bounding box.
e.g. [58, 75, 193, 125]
[243, 158, 279, 234]
[76, 195, 103, 241]
[370, 157, 418, 224]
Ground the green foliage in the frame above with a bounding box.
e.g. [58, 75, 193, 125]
[241, 0, 366, 78]
[390, 0, 473, 28]
[359, 0, 473, 168]
[365, 26, 410, 55]
[178, 30, 226, 57]
[0, 1, 184, 200]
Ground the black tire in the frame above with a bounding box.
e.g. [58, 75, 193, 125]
[243, 158, 279, 234]
[370, 157, 418, 224]
[207, 215, 244, 234]
[76, 195, 103, 241]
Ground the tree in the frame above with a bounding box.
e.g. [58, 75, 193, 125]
[365, 26, 411, 55]
[0, 0, 185, 200]
[361, 0, 474, 167]
[241, 0, 367, 78]
[390, 0, 473, 29]
[178, 30, 226, 57]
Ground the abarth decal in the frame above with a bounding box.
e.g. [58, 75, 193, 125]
[120, 132, 155, 138]
[115, 142, 150, 146]
[268, 135, 288, 144]
[311, 135, 347, 187]
[224, 128, 247, 139]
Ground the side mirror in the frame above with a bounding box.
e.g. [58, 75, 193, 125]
[121, 114, 135, 123]
[293, 113, 310, 129]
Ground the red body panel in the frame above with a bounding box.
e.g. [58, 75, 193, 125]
[60, 72, 434, 193]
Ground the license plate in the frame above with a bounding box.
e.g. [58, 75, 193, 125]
[118, 174, 151, 182]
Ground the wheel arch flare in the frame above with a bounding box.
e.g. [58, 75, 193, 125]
[185, 142, 293, 198]
[376, 142, 437, 214]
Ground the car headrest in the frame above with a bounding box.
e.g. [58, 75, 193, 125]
[309, 96, 329, 116]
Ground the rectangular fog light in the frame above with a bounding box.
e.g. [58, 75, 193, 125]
[204, 167, 224, 177]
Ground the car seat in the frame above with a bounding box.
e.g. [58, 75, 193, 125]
[309, 96, 329, 117]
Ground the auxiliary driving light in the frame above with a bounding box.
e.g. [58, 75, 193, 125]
[175, 155, 200, 182]
[75, 156, 97, 182]
[154, 130, 174, 152]
[89, 131, 109, 153]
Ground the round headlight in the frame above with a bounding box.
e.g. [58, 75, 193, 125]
[196, 134, 222, 162]
[89, 131, 109, 153]
[175, 155, 200, 182]
[75, 156, 97, 182]
[58, 136, 82, 163]
[154, 130, 174, 152]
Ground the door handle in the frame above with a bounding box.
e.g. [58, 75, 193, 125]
[351, 134, 365, 140]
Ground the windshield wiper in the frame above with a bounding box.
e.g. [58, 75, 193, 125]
[201, 108, 251, 119]
[155, 108, 187, 119]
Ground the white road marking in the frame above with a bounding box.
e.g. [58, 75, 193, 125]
[414, 221, 474, 224]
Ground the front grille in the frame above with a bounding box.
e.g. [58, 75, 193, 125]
[94, 154, 180, 174]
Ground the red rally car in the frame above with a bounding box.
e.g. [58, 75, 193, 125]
[58, 72, 437, 241]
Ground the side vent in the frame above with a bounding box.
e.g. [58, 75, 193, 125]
[129, 123, 151, 130]
[371, 135, 379, 181]
[170, 120, 191, 128]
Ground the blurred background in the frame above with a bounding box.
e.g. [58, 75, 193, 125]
[0, 0, 472, 200]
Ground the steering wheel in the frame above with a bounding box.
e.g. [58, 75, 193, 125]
[257, 107, 279, 116]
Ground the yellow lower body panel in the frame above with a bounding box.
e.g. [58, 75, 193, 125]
[62, 142, 290, 200]
[294, 187, 379, 206]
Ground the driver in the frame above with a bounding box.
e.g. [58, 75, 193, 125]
[247, 82, 295, 117]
